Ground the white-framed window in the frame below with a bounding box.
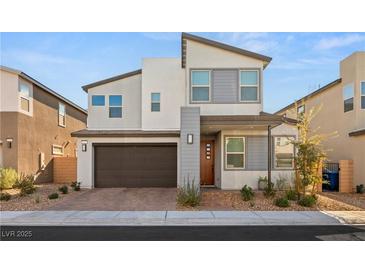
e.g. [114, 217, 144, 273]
[58, 103, 66, 127]
[20, 97, 30, 112]
[19, 81, 31, 112]
[274, 136, 294, 169]
[52, 145, 64, 156]
[92, 95, 105, 106]
[225, 137, 245, 169]
[151, 93, 160, 112]
[361, 81, 365, 109]
[343, 83, 354, 112]
[240, 70, 259, 102]
[109, 95, 122, 118]
[191, 70, 210, 102]
[297, 105, 305, 115]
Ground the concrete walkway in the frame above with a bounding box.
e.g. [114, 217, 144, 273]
[0, 210, 353, 226]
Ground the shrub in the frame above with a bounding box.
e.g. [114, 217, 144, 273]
[0, 168, 18, 189]
[0, 192, 11, 201]
[298, 195, 316, 207]
[58, 185, 68, 194]
[285, 189, 298, 201]
[258, 176, 268, 190]
[356, 184, 364, 194]
[275, 174, 289, 191]
[48, 193, 59, 200]
[275, 197, 290, 207]
[14, 174, 36, 196]
[177, 178, 201, 207]
[71, 181, 81, 191]
[263, 183, 276, 198]
[240, 185, 254, 201]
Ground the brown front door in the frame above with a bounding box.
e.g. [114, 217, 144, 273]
[200, 140, 214, 185]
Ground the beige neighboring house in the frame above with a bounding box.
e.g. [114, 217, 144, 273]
[276, 52, 365, 191]
[0, 66, 87, 183]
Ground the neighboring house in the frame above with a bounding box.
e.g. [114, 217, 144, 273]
[73, 33, 297, 189]
[276, 52, 365, 190]
[0, 66, 87, 183]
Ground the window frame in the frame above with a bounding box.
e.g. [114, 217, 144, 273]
[274, 136, 295, 170]
[18, 81, 31, 113]
[239, 69, 260, 103]
[109, 95, 123, 118]
[343, 83, 354, 113]
[151, 92, 161, 112]
[20, 97, 30, 112]
[91, 95, 105, 106]
[361, 81, 365, 110]
[297, 105, 305, 115]
[58, 102, 66, 127]
[52, 144, 64, 156]
[224, 136, 246, 170]
[191, 70, 211, 103]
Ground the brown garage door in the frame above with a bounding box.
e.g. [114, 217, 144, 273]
[94, 143, 177, 188]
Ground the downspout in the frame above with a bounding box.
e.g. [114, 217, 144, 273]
[267, 125, 272, 187]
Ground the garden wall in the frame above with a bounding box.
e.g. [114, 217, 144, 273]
[53, 157, 77, 184]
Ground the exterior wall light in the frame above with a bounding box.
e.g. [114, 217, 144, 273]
[81, 140, 88, 152]
[6, 138, 13, 148]
[187, 134, 193, 144]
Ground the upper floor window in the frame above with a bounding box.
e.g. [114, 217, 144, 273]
[19, 81, 31, 112]
[191, 70, 210, 102]
[361, 82, 365, 109]
[225, 137, 245, 169]
[343, 83, 354, 112]
[151, 93, 160, 112]
[92, 95, 105, 106]
[58, 103, 66, 127]
[240, 70, 259, 102]
[274, 137, 294, 169]
[109, 95, 122, 118]
[297, 105, 305, 116]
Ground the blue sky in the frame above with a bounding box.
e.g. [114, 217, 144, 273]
[1, 32, 364, 112]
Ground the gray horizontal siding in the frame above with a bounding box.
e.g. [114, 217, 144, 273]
[246, 136, 268, 171]
[212, 70, 238, 103]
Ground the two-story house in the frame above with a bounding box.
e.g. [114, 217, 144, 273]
[72, 33, 297, 189]
[0, 66, 87, 183]
[276, 52, 365, 192]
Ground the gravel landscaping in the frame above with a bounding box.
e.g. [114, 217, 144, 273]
[319, 192, 365, 210]
[0, 183, 89, 211]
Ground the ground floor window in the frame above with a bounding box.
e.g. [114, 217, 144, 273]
[52, 145, 64, 156]
[225, 137, 245, 169]
[274, 136, 294, 169]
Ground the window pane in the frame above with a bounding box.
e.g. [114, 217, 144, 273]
[227, 138, 244, 152]
[362, 96, 365, 109]
[58, 114, 65, 126]
[20, 97, 29, 112]
[192, 71, 209, 85]
[109, 107, 122, 118]
[361, 82, 365, 95]
[53, 146, 63, 155]
[151, 102, 160, 112]
[344, 98, 354, 112]
[19, 83, 30, 96]
[92, 95, 105, 106]
[275, 137, 293, 168]
[227, 154, 244, 168]
[343, 84, 354, 100]
[109, 95, 122, 106]
[240, 71, 258, 85]
[297, 105, 305, 114]
[192, 87, 209, 101]
[151, 93, 160, 102]
[241, 87, 258, 101]
[59, 103, 65, 115]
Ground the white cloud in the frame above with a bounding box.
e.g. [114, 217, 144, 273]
[314, 34, 365, 50]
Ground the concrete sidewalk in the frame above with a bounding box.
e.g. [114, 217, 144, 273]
[0, 210, 354, 226]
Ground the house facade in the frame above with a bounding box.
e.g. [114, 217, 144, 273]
[0, 66, 87, 183]
[73, 33, 297, 189]
[276, 52, 365, 190]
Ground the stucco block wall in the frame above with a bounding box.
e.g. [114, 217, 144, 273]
[0, 112, 19, 170]
[53, 157, 77, 184]
[339, 160, 354, 193]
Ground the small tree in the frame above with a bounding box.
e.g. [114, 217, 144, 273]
[290, 103, 336, 197]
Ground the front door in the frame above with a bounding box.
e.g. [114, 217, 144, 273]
[200, 140, 214, 185]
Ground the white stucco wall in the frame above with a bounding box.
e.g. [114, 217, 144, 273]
[76, 137, 180, 188]
[87, 74, 142, 130]
[141, 58, 185, 130]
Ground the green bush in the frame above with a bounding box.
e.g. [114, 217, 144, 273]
[14, 174, 36, 196]
[274, 197, 290, 207]
[258, 176, 268, 190]
[356, 184, 364, 194]
[48, 193, 59, 200]
[0, 168, 18, 189]
[298, 195, 316, 207]
[177, 178, 201, 207]
[285, 189, 298, 201]
[58, 185, 68, 194]
[71, 181, 81, 191]
[263, 183, 276, 198]
[240, 185, 254, 201]
[0, 192, 11, 201]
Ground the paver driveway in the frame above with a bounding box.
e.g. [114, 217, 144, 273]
[49, 188, 177, 211]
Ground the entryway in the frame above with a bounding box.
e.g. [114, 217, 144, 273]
[200, 140, 215, 186]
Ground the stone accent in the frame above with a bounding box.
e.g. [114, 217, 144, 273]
[339, 160, 353, 193]
[53, 157, 77, 184]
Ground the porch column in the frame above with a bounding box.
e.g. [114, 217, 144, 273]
[267, 125, 272, 186]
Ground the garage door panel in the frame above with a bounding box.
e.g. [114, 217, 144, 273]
[94, 144, 177, 188]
